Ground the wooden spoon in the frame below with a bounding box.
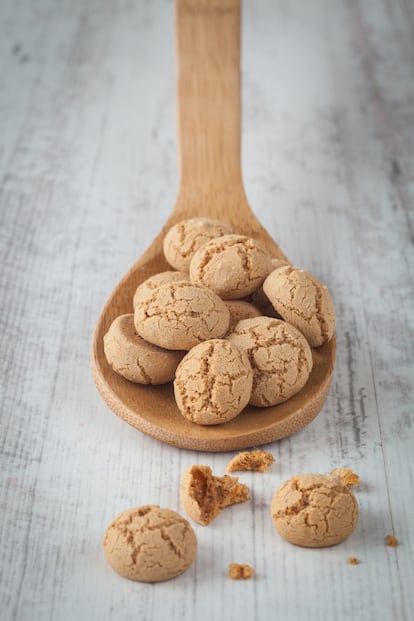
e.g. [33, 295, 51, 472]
[90, 0, 336, 451]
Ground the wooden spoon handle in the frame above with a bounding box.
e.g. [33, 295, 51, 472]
[175, 0, 244, 200]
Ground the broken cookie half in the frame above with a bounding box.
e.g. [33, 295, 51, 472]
[180, 465, 250, 526]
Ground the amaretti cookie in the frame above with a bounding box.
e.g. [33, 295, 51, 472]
[103, 505, 197, 582]
[103, 314, 184, 384]
[189, 234, 272, 299]
[180, 465, 250, 525]
[174, 339, 253, 425]
[163, 217, 232, 272]
[225, 300, 262, 333]
[270, 474, 359, 548]
[133, 270, 189, 308]
[134, 281, 230, 350]
[263, 266, 336, 347]
[227, 317, 313, 407]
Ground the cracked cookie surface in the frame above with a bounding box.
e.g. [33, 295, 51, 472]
[174, 339, 253, 425]
[103, 314, 184, 384]
[134, 281, 230, 350]
[263, 266, 336, 347]
[133, 270, 189, 308]
[224, 300, 262, 333]
[227, 316, 313, 407]
[163, 217, 232, 272]
[189, 234, 272, 299]
[102, 505, 197, 582]
[271, 473, 359, 548]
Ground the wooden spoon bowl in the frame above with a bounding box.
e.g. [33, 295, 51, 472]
[91, 0, 336, 452]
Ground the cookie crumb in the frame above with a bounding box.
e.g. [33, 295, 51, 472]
[347, 556, 360, 565]
[226, 449, 275, 473]
[385, 534, 399, 547]
[330, 468, 360, 487]
[228, 563, 254, 580]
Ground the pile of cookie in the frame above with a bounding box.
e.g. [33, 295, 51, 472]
[104, 217, 336, 425]
[102, 454, 361, 583]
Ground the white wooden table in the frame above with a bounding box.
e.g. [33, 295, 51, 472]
[1, 1, 413, 619]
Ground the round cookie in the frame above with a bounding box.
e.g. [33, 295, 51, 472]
[133, 270, 189, 308]
[163, 217, 232, 272]
[263, 266, 336, 347]
[174, 339, 253, 425]
[134, 281, 230, 350]
[103, 314, 184, 384]
[103, 505, 197, 582]
[270, 474, 359, 547]
[227, 316, 313, 407]
[225, 300, 262, 333]
[189, 234, 272, 300]
[248, 258, 289, 317]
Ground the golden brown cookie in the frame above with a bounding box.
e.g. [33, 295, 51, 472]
[224, 300, 262, 333]
[134, 281, 230, 350]
[163, 217, 232, 272]
[174, 339, 253, 425]
[263, 266, 336, 347]
[271, 474, 359, 547]
[189, 234, 272, 299]
[180, 465, 250, 525]
[133, 270, 189, 308]
[102, 505, 197, 582]
[226, 449, 275, 473]
[103, 314, 184, 384]
[227, 316, 313, 407]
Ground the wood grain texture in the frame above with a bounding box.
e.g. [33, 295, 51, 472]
[1, 1, 413, 620]
[91, 0, 336, 451]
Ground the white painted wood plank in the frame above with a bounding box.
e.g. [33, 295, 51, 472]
[1, 1, 413, 620]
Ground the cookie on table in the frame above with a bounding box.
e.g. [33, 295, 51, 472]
[271, 473, 358, 547]
[103, 505, 197, 582]
[180, 465, 250, 526]
[226, 449, 275, 473]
